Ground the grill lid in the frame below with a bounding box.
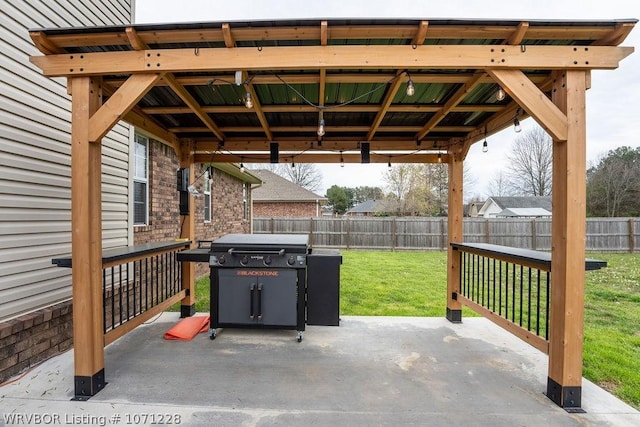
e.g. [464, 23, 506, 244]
[210, 234, 309, 253]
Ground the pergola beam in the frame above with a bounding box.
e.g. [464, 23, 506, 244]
[193, 152, 447, 164]
[30, 45, 633, 77]
[141, 104, 505, 115]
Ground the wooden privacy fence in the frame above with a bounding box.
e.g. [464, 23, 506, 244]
[253, 217, 639, 252]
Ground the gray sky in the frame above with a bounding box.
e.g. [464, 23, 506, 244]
[135, 0, 640, 199]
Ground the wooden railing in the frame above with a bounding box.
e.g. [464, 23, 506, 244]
[53, 240, 190, 345]
[450, 243, 606, 353]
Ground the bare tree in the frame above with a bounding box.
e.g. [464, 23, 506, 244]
[506, 126, 553, 196]
[487, 171, 515, 197]
[248, 163, 323, 192]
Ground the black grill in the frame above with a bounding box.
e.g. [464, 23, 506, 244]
[208, 234, 309, 342]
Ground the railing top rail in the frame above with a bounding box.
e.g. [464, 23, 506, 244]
[52, 240, 191, 268]
[451, 242, 607, 271]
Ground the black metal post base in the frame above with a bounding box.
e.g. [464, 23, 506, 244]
[72, 369, 106, 401]
[546, 377, 583, 411]
[180, 304, 195, 318]
[446, 308, 462, 323]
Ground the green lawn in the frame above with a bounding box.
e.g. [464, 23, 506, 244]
[181, 250, 640, 410]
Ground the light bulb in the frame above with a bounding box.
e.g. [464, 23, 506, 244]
[340, 153, 344, 168]
[496, 87, 506, 101]
[244, 92, 253, 109]
[406, 79, 415, 97]
[291, 161, 296, 169]
[482, 139, 488, 153]
[240, 163, 245, 173]
[514, 117, 522, 133]
[387, 161, 392, 170]
[317, 119, 325, 137]
[437, 152, 442, 163]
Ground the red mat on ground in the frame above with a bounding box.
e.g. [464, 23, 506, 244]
[163, 316, 210, 340]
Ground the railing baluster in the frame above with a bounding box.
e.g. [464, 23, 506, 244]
[527, 267, 532, 331]
[111, 266, 115, 331]
[126, 262, 130, 321]
[498, 260, 503, 316]
[545, 271, 550, 340]
[103, 269, 107, 333]
[118, 264, 123, 327]
[511, 262, 516, 323]
[481, 255, 485, 307]
[505, 262, 509, 320]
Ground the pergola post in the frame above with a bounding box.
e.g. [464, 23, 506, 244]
[547, 70, 588, 408]
[179, 141, 196, 317]
[446, 151, 464, 322]
[70, 76, 106, 399]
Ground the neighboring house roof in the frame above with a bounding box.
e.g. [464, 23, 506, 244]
[496, 208, 552, 217]
[490, 196, 552, 211]
[347, 199, 396, 214]
[250, 169, 326, 202]
[478, 196, 552, 218]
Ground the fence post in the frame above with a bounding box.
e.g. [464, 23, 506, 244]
[309, 217, 314, 246]
[629, 218, 635, 254]
[270, 217, 275, 234]
[532, 219, 537, 250]
[485, 219, 490, 243]
[392, 217, 397, 251]
[440, 218, 446, 250]
[345, 217, 350, 249]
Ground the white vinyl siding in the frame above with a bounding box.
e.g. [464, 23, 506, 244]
[0, 0, 133, 322]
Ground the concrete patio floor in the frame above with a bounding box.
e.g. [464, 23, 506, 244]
[1, 313, 638, 426]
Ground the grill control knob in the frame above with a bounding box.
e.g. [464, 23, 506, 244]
[264, 256, 272, 266]
[241, 255, 249, 265]
[217, 255, 226, 265]
[287, 255, 295, 266]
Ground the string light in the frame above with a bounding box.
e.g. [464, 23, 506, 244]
[437, 152, 442, 163]
[244, 92, 253, 109]
[291, 160, 296, 169]
[340, 151, 344, 168]
[240, 157, 245, 173]
[317, 118, 325, 137]
[514, 109, 522, 133]
[482, 125, 488, 153]
[496, 86, 506, 101]
[387, 159, 392, 170]
[406, 79, 415, 97]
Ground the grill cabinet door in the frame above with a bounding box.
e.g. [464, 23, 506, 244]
[218, 269, 254, 325]
[259, 270, 297, 326]
[217, 269, 298, 327]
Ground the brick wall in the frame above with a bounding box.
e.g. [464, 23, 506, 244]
[253, 201, 319, 217]
[0, 302, 73, 383]
[0, 138, 251, 383]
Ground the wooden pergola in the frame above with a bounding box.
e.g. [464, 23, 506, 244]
[29, 18, 635, 406]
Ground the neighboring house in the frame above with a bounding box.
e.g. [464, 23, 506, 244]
[0, 1, 259, 383]
[476, 196, 552, 218]
[251, 169, 327, 217]
[346, 199, 396, 217]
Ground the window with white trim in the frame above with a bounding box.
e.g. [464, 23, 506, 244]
[133, 134, 149, 226]
[204, 168, 211, 223]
